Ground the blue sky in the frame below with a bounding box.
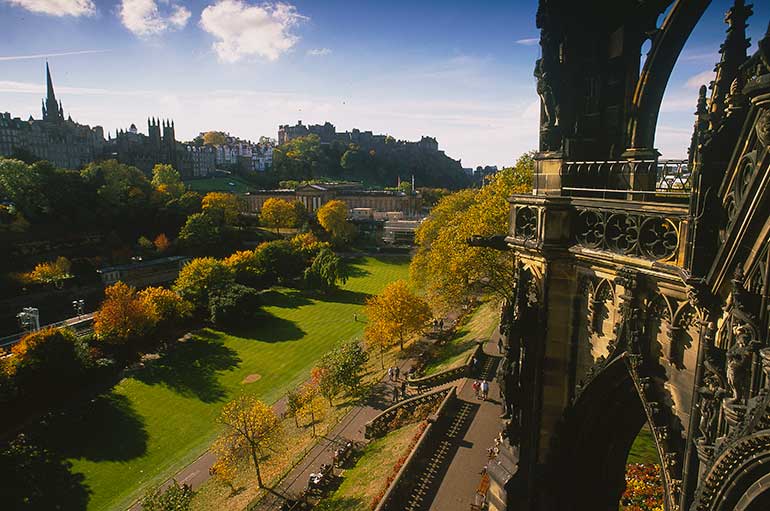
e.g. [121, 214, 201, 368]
[0, 0, 768, 168]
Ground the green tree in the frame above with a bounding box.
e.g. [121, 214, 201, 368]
[141, 480, 194, 511]
[0, 158, 49, 222]
[209, 284, 261, 326]
[321, 341, 369, 397]
[304, 248, 347, 292]
[272, 135, 329, 180]
[202, 131, 227, 146]
[173, 257, 234, 311]
[253, 240, 306, 285]
[151, 164, 185, 198]
[177, 212, 222, 252]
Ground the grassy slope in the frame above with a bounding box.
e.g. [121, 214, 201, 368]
[184, 176, 254, 194]
[627, 426, 660, 465]
[41, 256, 409, 511]
[316, 421, 422, 511]
[423, 300, 499, 376]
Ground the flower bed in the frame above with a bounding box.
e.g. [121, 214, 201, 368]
[621, 463, 664, 511]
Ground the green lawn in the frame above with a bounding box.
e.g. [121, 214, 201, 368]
[627, 425, 660, 465]
[26, 256, 410, 511]
[316, 421, 422, 511]
[185, 175, 255, 194]
[423, 299, 499, 376]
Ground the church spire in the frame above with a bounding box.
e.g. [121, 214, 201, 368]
[43, 62, 63, 122]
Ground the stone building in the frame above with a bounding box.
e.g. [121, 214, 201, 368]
[107, 118, 215, 178]
[245, 182, 422, 216]
[477, 2, 770, 511]
[0, 63, 105, 169]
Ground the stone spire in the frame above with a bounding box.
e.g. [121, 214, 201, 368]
[43, 62, 64, 122]
[709, 0, 753, 131]
[688, 85, 709, 166]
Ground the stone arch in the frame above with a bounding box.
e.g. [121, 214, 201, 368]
[543, 355, 674, 511]
[692, 429, 770, 511]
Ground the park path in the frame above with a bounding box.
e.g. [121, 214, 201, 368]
[255, 355, 419, 510]
[126, 310, 465, 511]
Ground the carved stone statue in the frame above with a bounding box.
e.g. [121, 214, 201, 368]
[698, 373, 728, 443]
[726, 324, 756, 403]
[534, 58, 559, 128]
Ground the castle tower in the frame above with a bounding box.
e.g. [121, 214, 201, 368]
[42, 62, 64, 123]
[148, 117, 161, 148]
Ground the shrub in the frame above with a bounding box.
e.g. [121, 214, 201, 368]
[141, 479, 194, 511]
[209, 284, 261, 327]
[253, 240, 306, 286]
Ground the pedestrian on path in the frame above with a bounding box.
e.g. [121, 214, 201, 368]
[401, 380, 407, 398]
[481, 380, 489, 400]
[394, 366, 400, 380]
[387, 366, 393, 381]
[498, 338, 504, 354]
[473, 380, 480, 399]
[354, 313, 358, 322]
[392, 386, 399, 402]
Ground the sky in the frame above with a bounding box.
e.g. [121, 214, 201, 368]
[0, 0, 768, 169]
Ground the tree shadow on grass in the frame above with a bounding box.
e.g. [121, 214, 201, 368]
[225, 312, 306, 343]
[0, 433, 91, 511]
[343, 260, 371, 278]
[37, 393, 149, 463]
[132, 335, 241, 403]
[315, 288, 372, 306]
[260, 288, 313, 309]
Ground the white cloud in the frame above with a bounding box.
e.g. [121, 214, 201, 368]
[685, 70, 714, 89]
[515, 38, 539, 46]
[4, 0, 95, 17]
[200, 0, 307, 63]
[119, 0, 191, 37]
[307, 48, 331, 57]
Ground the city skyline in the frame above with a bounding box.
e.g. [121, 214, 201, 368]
[1, 0, 769, 167]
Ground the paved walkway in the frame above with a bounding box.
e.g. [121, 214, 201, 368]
[256, 357, 417, 510]
[429, 339, 503, 510]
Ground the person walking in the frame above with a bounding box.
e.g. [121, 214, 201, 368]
[392, 386, 399, 402]
[473, 380, 480, 399]
[481, 380, 489, 401]
[401, 380, 407, 399]
[354, 313, 358, 322]
[394, 366, 400, 380]
[387, 366, 393, 381]
[498, 338, 504, 354]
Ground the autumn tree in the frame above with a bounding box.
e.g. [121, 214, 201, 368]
[210, 436, 240, 495]
[260, 197, 296, 233]
[299, 382, 325, 437]
[26, 256, 72, 289]
[365, 280, 431, 350]
[10, 327, 89, 394]
[410, 153, 534, 312]
[217, 395, 281, 488]
[320, 341, 369, 398]
[151, 164, 185, 198]
[317, 200, 355, 244]
[93, 282, 157, 345]
[202, 131, 227, 146]
[153, 233, 171, 252]
[311, 365, 338, 406]
[202, 192, 242, 225]
[286, 386, 305, 428]
[223, 249, 265, 287]
[138, 287, 192, 327]
[364, 318, 398, 369]
[172, 257, 234, 311]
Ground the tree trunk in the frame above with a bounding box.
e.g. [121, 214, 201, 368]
[250, 445, 263, 488]
[380, 348, 385, 369]
[310, 407, 316, 437]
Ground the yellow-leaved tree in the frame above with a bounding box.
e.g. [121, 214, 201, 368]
[364, 280, 432, 351]
[364, 317, 399, 368]
[317, 199, 355, 244]
[26, 256, 72, 289]
[410, 152, 534, 312]
[202, 192, 242, 225]
[217, 395, 281, 488]
[260, 197, 297, 233]
[150, 164, 185, 198]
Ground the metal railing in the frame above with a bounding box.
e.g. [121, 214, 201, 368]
[0, 313, 94, 350]
[560, 159, 691, 200]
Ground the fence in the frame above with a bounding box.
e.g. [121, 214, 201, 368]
[364, 386, 453, 440]
[406, 342, 485, 392]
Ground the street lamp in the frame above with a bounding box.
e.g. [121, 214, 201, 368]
[17, 307, 40, 332]
[72, 299, 85, 318]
